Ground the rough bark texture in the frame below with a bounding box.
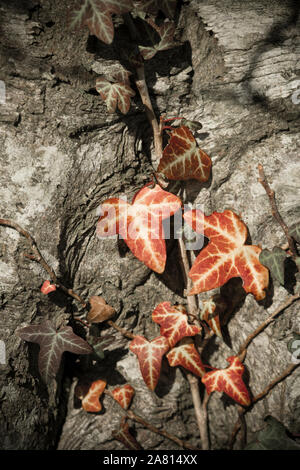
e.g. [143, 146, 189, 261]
[0, 0, 299, 450]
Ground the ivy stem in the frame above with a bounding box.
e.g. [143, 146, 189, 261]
[0, 218, 86, 307]
[257, 163, 298, 261]
[178, 237, 209, 450]
[104, 389, 198, 450]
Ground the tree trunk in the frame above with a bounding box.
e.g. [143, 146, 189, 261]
[0, 0, 299, 450]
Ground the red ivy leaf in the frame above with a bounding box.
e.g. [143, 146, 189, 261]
[158, 126, 212, 182]
[111, 384, 135, 409]
[152, 302, 201, 348]
[112, 420, 142, 450]
[201, 356, 251, 407]
[78, 379, 107, 412]
[40, 280, 56, 295]
[17, 320, 93, 383]
[167, 343, 206, 377]
[96, 77, 135, 114]
[200, 295, 227, 338]
[139, 21, 176, 60]
[184, 209, 269, 300]
[129, 335, 169, 390]
[96, 184, 182, 273]
[69, 0, 134, 44]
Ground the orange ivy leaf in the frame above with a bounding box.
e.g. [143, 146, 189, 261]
[112, 419, 142, 450]
[167, 343, 206, 377]
[129, 335, 170, 391]
[200, 295, 227, 338]
[77, 379, 107, 412]
[87, 296, 116, 323]
[40, 280, 56, 295]
[201, 356, 251, 407]
[157, 126, 212, 182]
[111, 384, 135, 409]
[96, 184, 182, 273]
[152, 302, 201, 348]
[184, 209, 269, 300]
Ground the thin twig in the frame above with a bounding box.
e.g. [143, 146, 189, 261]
[0, 218, 86, 307]
[104, 390, 198, 450]
[229, 362, 300, 448]
[107, 320, 136, 340]
[238, 291, 300, 362]
[178, 237, 209, 450]
[257, 163, 297, 259]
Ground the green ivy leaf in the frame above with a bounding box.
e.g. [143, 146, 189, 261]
[289, 224, 300, 244]
[259, 247, 287, 285]
[245, 416, 300, 450]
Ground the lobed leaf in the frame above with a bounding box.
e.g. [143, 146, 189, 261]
[87, 296, 116, 323]
[158, 126, 211, 182]
[139, 21, 176, 60]
[259, 247, 287, 285]
[111, 384, 135, 409]
[69, 0, 134, 44]
[167, 343, 206, 377]
[152, 301, 201, 348]
[96, 184, 182, 273]
[129, 335, 170, 390]
[95, 77, 135, 114]
[112, 420, 143, 450]
[17, 320, 93, 383]
[245, 416, 300, 450]
[40, 280, 56, 295]
[184, 209, 269, 300]
[201, 356, 251, 407]
[80, 379, 107, 412]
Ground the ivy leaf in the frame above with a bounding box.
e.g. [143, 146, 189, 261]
[95, 77, 135, 114]
[289, 224, 300, 244]
[167, 343, 206, 377]
[17, 320, 93, 383]
[96, 184, 182, 273]
[201, 356, 251, 407]
[69, 0, 134, 44]
[152, 301, 201, 348]
[245, 416, 300, 450]
[129, 335, 170, 390]
[184, 209, 269, 300]
[139, 21, 176, 60]
[76, 379, 107, 412]
[134, 0, 176, 19]
[259, 247, 287, 285]
[40, 280, 56, 295]
[112, 420, 143, 450]
[200, 295, 227, 338]
[87, 296, 116, 323]
[157, 126, 212, 182]
[111, 384, 135, 409]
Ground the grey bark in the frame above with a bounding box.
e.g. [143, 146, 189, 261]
[0, 0, 299, 450]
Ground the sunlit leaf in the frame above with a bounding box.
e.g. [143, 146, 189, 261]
[129, 335, 169, 390]
[259, 247, 287, 285]
[201, 356, 251, 407]
[158, 126, 211, 182]
[111, 384, 135, 409]
[167, 343, 206, 377]
[96, 184, 182, 273]
[40, 280, 56, 295]
[76, 379, 107, 412]
[17, 320, 93, 383]
[95, 77, 135, 114]
[152, 301, 201, 348]
[184, 209, 269, 300]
